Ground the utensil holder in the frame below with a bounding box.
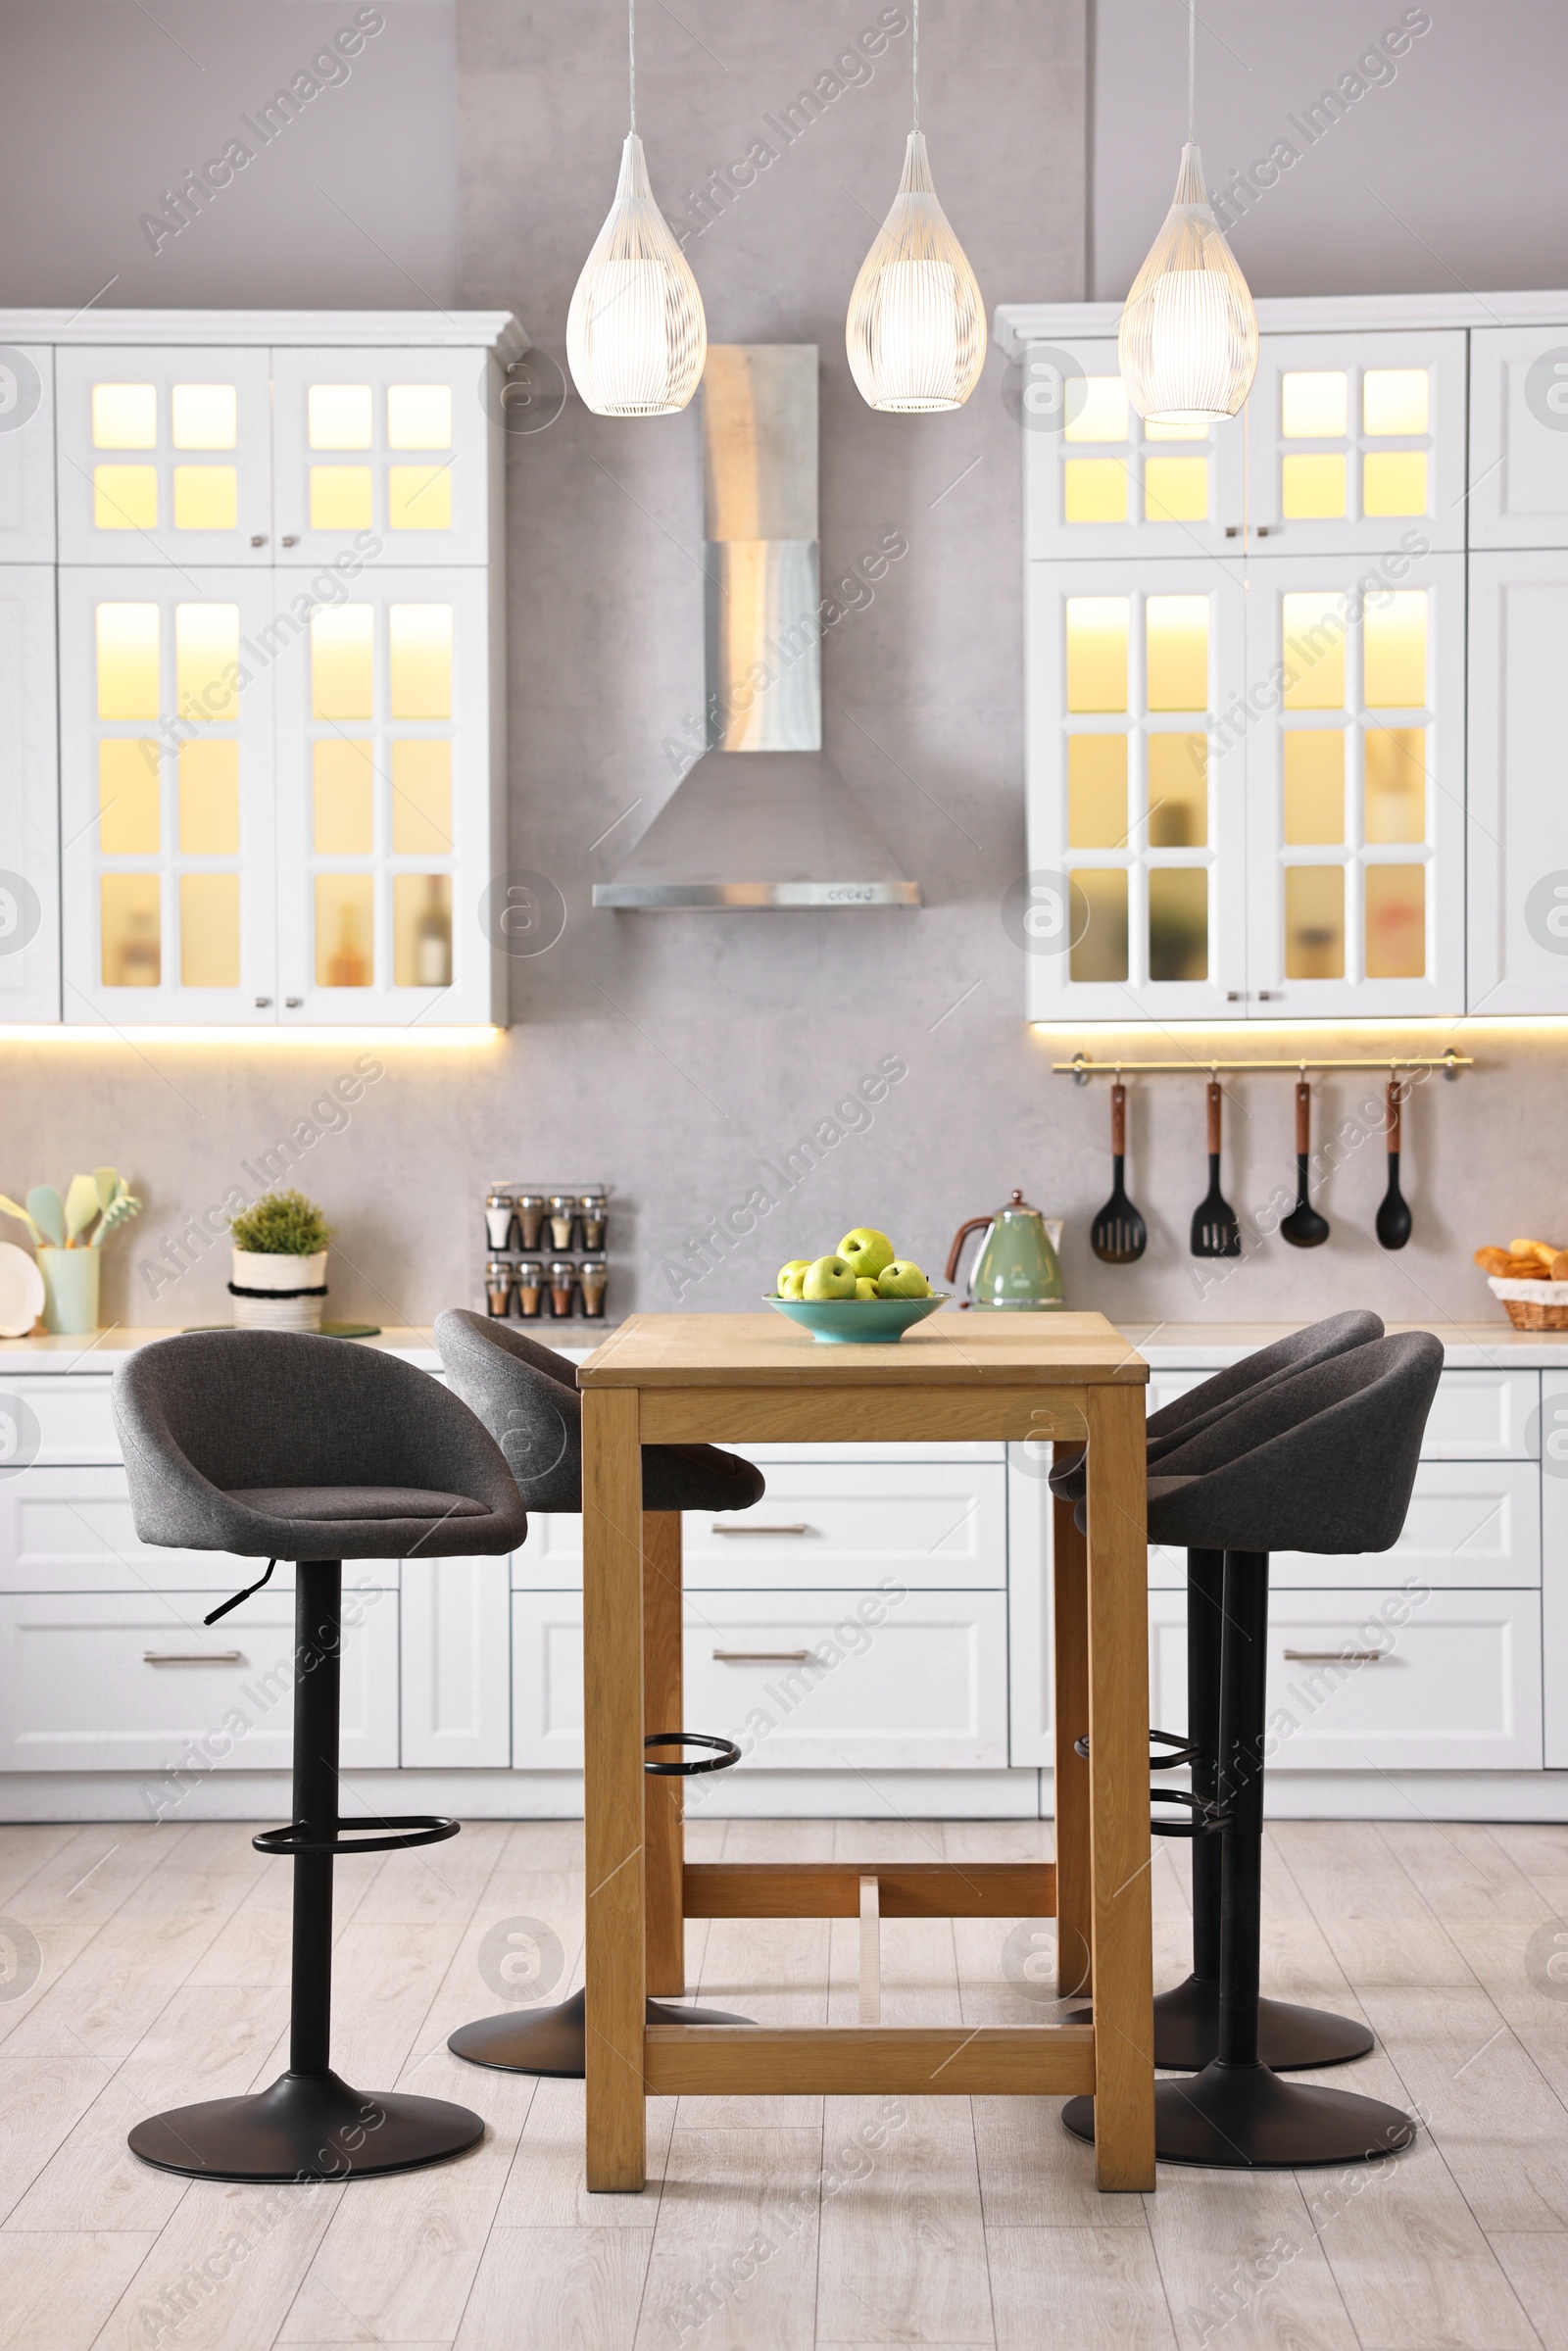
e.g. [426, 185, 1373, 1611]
[38, 1247, 100, 1335]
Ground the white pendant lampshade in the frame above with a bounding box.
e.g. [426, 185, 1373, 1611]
[565, 2, 706, 417]
[846, 1, 984, 413]
[1117, 1, 1256, 423]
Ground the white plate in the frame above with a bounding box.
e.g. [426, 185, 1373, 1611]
[0, 1243, 45, 1338]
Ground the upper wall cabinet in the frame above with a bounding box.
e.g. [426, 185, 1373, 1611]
[1023, 339, 1245, 561]
[1243, 332, 1466, 554]
[57, 349, 274, 566]
[0, 567, 60, 1021]
[1467, 551, 1568, 1014]
[271, 349, 495, 566]
[0, 345, 56, 561]
[1469, 326, 1568, 548]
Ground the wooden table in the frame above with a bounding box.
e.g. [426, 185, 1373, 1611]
[577, 1310, 1154, 2193]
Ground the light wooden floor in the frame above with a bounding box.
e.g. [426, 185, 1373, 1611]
[3, 1814, 1568, 2349]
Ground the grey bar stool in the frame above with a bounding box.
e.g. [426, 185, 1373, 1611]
[113, 1331, 528, 2181]
[435, 1310, 765, 2075]
[1053, 1310, 1383, 2071]
[1062, 1329, 1443, 2168]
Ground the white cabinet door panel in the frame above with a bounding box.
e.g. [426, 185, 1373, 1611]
[400, 1555, 512, 1768]
[1148, 1585, 1542, 1772]
[684, 1464, 1006, 1591]
[1469, 326, 1568, 550]
[511, 1510, 583, 1591]
[1420, 1368, 1539, 1459]
[737, 1442, 1005, 1464]
[1021, 334, 1244, 562]
[0, 565, 60, 1020]
[0, 345, 56, 561]
[0, 1465, 394, 1593]
[1268, 1461, 1541, 1592]
[1466, 552, 1568, 1014]
[1244, 331, 1465, 555]
[1005, 1445, 1053, 1767]
[56, 347, 273, 567]
[270, 347, 495, 568]
[2, 1377, 120, 1465]
[1541, 1373, 1568, 1768]
[0, 1588, 399, 1772]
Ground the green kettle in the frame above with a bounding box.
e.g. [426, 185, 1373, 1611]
[944, 1191, 1066, 1311]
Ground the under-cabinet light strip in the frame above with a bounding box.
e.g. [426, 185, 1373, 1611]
[0, 1025, 504, 1048]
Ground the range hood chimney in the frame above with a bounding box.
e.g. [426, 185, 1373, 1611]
[593, 345, 920, 910]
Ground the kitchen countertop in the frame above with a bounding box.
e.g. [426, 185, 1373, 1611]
[1, 1317, 1565, 1372]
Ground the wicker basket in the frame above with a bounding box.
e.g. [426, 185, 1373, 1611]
[1487, 1276, 1568, 1331]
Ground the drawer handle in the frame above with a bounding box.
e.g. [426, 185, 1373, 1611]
[143, 1649, 243, 1666]
[711, 1523, 810, 1536]
[1282, 1648, 1386, 1664]
[711, 1648, 813, 1664]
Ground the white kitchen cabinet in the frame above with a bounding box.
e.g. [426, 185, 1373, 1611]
[400, 1555, 513, 1769]
[1468, 325, 1568, 549]
[1004, 1444, 1054, 1768]
[0, 1587, 400, 1773]
[1243, 331, 1465, 555]
[1148, 1585, 1543, 1774]
[58, 565, 279, 1024]
[1242, 549, 1465, 1016]
[1418, 1368, 1540, 1459]
[0, 344, 56, 561]
[1024, 558, 1249, 1019]
[270, 346, 497, 568]
[1541, 1373, 1568, 1770]
[682, 1462, 1007, 1592]
[272, 566, 498, 1024]
[56, 347, 274, 567]
[0, 564, 60, 1021]
[1467, 552, 1568, 1014]
[1022, 337, 1244, 561]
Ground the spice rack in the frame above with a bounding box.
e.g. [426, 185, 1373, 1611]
[481, 1183, 612, 1325]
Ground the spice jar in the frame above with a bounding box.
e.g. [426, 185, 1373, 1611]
[578, 1192, 607, 1250]
[514, 1257, 544, 1318]
[548, 1258, 577, 1318]
[548, 1193, 577, 1249]
[515, 1193, 547, 1250]
[578, 1256, 608, 1318]
[484, 1258, 514, 1317]
[483, 1187, 515, 1250]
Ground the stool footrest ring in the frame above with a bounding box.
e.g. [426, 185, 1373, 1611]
[1074, 1727, 1204, 1772]
[644, 1731, 742, 1778]
[253, 1814, 460, 1857]
[1151, 1788, 1229, 1840]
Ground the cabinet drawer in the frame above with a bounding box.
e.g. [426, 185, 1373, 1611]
[1148, 1586, 1542, 1772]
[511, 1588, 1009, 1772]
[0, 1465, 397, 1592]
[738, 1442, 1005, 1464]
[1149, 1460, 1543, 1592]
[1420, 1369, 1539, 1459]
[0, 1589, 400, 1773]
[2, 1376, 121, 1465]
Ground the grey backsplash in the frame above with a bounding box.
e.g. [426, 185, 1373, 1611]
[5, 2, 1558, 1335]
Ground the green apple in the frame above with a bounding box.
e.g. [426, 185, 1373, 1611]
[855, 1277, 880, 1299]
[839, 1226, 896, 1281]
[803, 1254, 858, 1300]
[776, 1258, 810, 1298]
[877, 1259, 931, 1299]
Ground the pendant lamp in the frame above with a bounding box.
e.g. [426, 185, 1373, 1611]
[565, 0, 707, 417]
[846, 0, 984, 413]
[1118, 0, 1257, 423]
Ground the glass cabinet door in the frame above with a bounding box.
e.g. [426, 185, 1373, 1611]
[1022, 338, 1245, 562]
[270, 348, 494, 567]
[272, 567, 495, 1024]
[55, 349, 273, 566]
[1242, 550, 1464, 1016]
[1023, 559, 1249, 1019]
[0, 345, 56, 561]
[1244, 332, 1466, 555]
[58, 569, 277, 1025]
[0, 566, 60, 1021]
[1469, 325, 1568, 550]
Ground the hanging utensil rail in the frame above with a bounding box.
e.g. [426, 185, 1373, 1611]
[1055, 1050, 1472, 1084]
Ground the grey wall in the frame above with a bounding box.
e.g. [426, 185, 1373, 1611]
[3, 0, 1564, 1341]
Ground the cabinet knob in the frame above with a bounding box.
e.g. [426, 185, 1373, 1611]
[250, 534, 266, 547]
[285, 997, 304, 1008]
[254, 996, 272, 1008]
[281, 533, 299, 547]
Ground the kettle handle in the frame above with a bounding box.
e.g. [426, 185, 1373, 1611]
[945, 1215, 993, 1288]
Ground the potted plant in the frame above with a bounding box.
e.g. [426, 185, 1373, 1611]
[228, 1190, 335, 1331]
[0, 1169, 142, 1334]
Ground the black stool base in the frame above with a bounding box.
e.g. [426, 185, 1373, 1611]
[447, 1984, 755, 2078]
[1152, 1975, 1375, 2073]
[1062, 2060, 1415, 2171]
[128, 2067, 484, 2182]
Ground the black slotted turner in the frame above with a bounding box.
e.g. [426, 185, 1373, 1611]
[1090, 1081, 1147, 1264]
[1191, 1078, 1242, 1258]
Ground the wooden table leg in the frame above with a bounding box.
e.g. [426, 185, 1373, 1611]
[643, 1509, 685, 1998]
[1084, 1383, 1154, 2191]
[1052, 1489, 1092, 2002]
[583, 1386, 648, 2191]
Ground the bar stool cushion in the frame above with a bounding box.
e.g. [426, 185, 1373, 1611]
[434, 1309, 765, 1516]
[114, 1331, 528, 1561]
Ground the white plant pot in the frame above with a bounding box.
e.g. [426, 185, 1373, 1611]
[230, 1249, 328, 1331]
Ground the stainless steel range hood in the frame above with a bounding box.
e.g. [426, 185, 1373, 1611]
[593, 345, 920, 910]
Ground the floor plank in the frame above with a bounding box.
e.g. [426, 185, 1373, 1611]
[0, 2229, 159, 2351]
[989, 2222, 1175, 2350]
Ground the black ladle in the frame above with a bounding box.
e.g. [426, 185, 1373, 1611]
[1376, 1076, 1412, 1249]
[1090, 1080, 1148, 1263]
[1280, 1079, 1330, 1249]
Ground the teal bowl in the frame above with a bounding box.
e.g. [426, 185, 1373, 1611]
[764, 1292, 951, 1345]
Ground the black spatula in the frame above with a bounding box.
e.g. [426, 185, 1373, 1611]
[1190, 1079, 1241, 1258]
[1090, 1081, 1148, 1264]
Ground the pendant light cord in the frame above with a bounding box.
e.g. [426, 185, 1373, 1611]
[912, 0, 920, 133]
[629, 0, 637, 132]
[1187, 0, 1195, 146]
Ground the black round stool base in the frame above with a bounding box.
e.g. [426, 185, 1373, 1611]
[1151, 1975, 1375, 2073]
[1062, 2060, 1416, 2171]
[128, 2068, 484, 2182]
[447, 1984, 755, 2078]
